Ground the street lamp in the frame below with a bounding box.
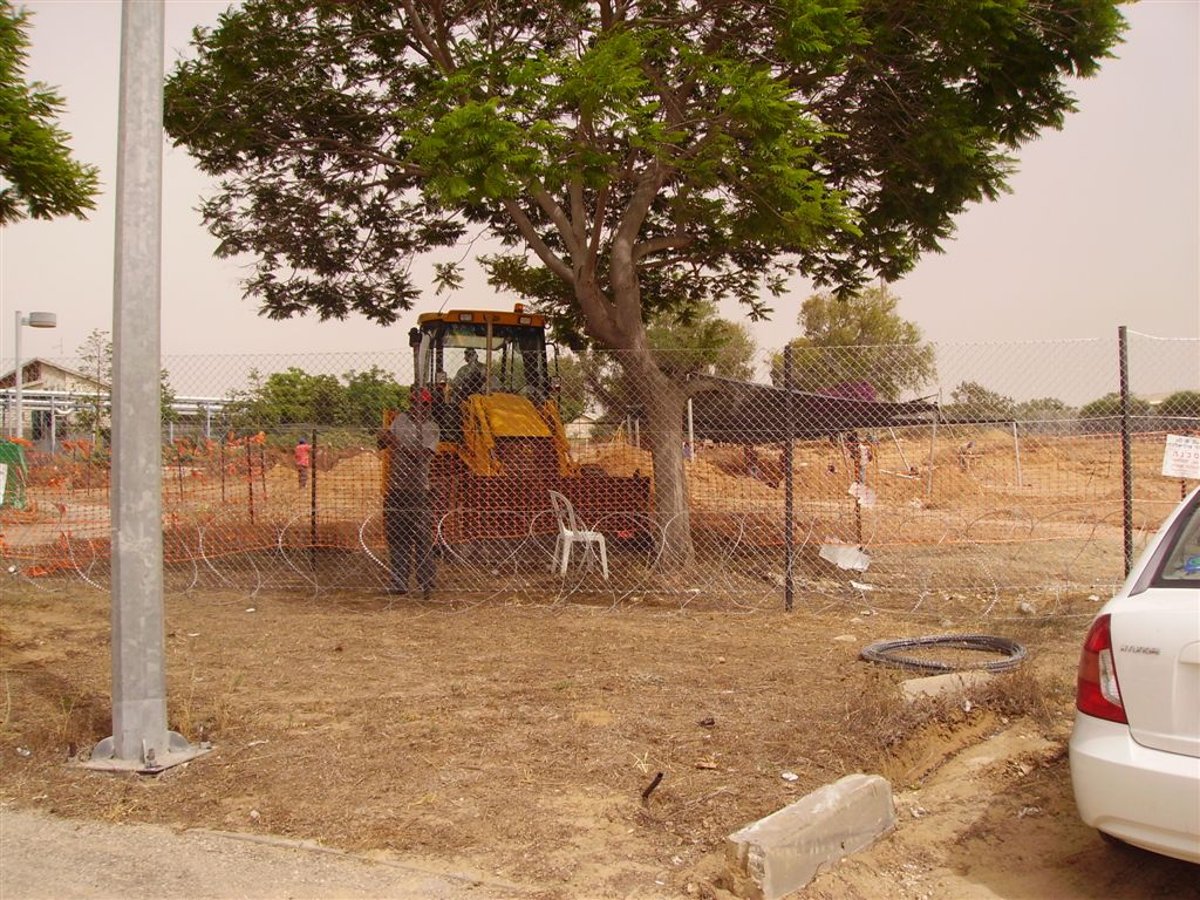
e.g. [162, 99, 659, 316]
[12, 310, 57, 440]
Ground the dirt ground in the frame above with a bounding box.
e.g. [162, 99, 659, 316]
[2, 577, 1197, 899]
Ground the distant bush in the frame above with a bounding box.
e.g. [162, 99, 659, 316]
[1157, 390, 1200, 420]
[1079, 392, 1152, 419]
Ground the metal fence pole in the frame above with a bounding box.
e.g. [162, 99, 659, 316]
[259, 443, 268, 499]
[1011, 421, 1023, 488]
[783, 344, 795, 612]
[925, 415, 938, 501]
[686, 398, 694, 460]
[246, 437, 255, 524]
[310, 429, 318, 572]
[888, 427, 911, 473]
[853, 435, 865, 545]
[1119, 325, 1133, 576]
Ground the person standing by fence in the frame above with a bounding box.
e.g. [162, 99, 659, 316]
[377, 388, 440, 597]
[294, 436, 311, 489]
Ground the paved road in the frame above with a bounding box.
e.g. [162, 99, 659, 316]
[0, 807, 529, 899]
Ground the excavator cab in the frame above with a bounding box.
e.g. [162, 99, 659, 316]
[413, 307, 557, 436]
[402, 305, 650, 545]
[411, 307, 568, 466]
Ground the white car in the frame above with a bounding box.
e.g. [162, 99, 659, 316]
[1069, 486, 1200, 863]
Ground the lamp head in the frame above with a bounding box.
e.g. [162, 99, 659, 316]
[24, 312, 57, 328]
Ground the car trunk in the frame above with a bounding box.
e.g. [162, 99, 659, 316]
[1112, 593, 1200, 758]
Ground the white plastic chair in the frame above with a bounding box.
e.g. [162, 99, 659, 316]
[548, 490, 609, 580]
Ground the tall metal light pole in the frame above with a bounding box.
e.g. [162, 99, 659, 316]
[84, 0, 206, 773]
[11, 310, 57, 440]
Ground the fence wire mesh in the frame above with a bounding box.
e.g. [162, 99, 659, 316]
[2, 331, 1196, 621]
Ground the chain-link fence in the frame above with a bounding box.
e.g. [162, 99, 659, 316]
[2, 330, 1196, 618]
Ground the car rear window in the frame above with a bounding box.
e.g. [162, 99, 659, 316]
[1154, 495, 1200, 585]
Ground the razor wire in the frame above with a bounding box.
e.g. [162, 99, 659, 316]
[2, 334, 1197, 622]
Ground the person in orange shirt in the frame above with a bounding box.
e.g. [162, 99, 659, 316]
[294, 436, 311, 489]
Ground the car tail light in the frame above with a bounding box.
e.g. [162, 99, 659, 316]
[1076, 614, 1127, 723]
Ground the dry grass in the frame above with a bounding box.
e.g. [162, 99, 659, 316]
[0, 576, 1088, 897]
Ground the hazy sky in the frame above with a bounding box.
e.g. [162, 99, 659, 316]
[1, 0, 1197, 374]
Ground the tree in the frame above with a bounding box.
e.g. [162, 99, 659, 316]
[944, 381, 1016, 422]
[577, 304, 757, 427]
[343, 366, 409, 429]
[0, 1, 99, 224]
[646, 308, 757, 384]
[226, 365, 408, 431]
[772, 286, 936, 401]
[163, 0, 1125, 563]
[1079, 392, 1152, 420]
[71, 329, 179, 442]
[1157, 391, 1200, 421]
[551, 353, 589, 426]
[1014, 397, 1072, 421]
[159, 370, 179, 427]
[230, 367, 345, 428]
[74, 328, 112, 445]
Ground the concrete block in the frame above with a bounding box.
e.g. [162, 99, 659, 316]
[725, 773, 895, 899]
[901, 670, 994, 702]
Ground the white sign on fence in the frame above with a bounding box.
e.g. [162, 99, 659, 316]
[1161, 434, 1200, 480]
[0, 462, 6, 504]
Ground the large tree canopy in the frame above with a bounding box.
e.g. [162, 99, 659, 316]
[165, 0, 1124, 326]
[0, 1, 99, 224]
[772, 285, 936, 401]
[164, 0, 1125, 561]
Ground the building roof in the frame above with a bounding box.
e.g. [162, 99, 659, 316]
[0, 357, 109, 391]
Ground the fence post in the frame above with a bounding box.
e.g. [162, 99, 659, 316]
[686, 398, 695, 460]
[925, 414, 938, 502]
[888, 427, 911, 473]
[1011, 421, 1023, 489]
[310, 429, 318, 572]
[246, 436, 255, 524]
[853, 434, 865, 545]
[259, 443, 268, 500]
[1119, 325, 1133, 576]
[783, 344, 795, 612]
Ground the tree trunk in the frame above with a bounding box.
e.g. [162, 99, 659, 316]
[560, 163, 694, 568]
[628, 354, 694, 568]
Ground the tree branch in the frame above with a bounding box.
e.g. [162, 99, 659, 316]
[501, 198, 575, 285]
[531, 182, 580, 260]
[400, 0, 456, 73]
[610, 161, 667, 328]
[634, 233, 693, 261]
[568, 177, 587, 263]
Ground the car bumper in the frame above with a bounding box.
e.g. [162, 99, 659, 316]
[1069, 712, 1200, 863]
